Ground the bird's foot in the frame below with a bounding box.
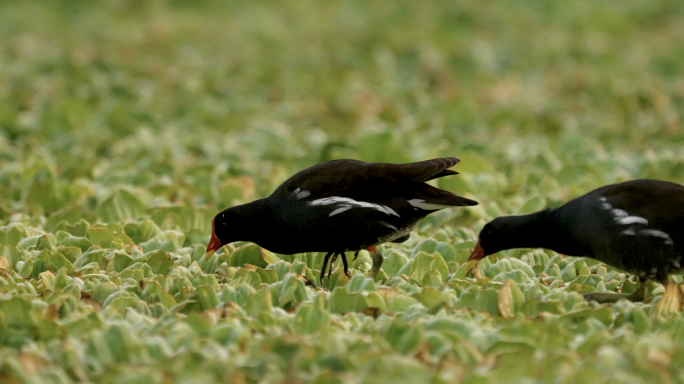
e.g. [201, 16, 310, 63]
[653, 281, 684, 316]
[319, 251, 333, 285]
[340, 252, 351, 277]
[584, 280, 646, 303]
[304, 279, 317, 289]
[328, 253, 339, 279]
[366, 245, 384, 280]
[318, 252, 352, 284]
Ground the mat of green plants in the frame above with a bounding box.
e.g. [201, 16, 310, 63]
[1, 1, 684, 383]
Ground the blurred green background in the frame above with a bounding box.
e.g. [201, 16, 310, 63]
[1, 0, 684, 383]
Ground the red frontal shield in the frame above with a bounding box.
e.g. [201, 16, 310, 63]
[206, 218, 222, 253]
[468, 238, 485, 261]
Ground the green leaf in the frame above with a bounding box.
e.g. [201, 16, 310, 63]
[143, 251, 174, 275]
[410, 239, 439, 258]
[561, 263, 577, 282]
[364, 292, 387, 313]
[194, 285, 219, 311]
[382, 250, 409, 278]
[328, 286, 367, 313]
[124, 220, 162, 244]
[103, 291, 139, 311]
[37, 250, 76, 275]
[58, 234, 93, 252]
[107, 252, 134, 273]
[74, 249, 106, 269]
[435, 242, 457, 263]
[87, 228, 114, 247]
[411, 289, 446, 309]
[229, 244, 278, 268]
[518, 195, 547, 214]
[421, 269, 443, 288]
[497, 279, 525, 317]
[235, 269, 262, 290]
[387, 295, 422, 313]
[492, 269, 530, 284]
[293, 304, 330, 335]
[254, 267, 278, 285]
[2, 244, 24, 268]
[413, 252, 435, 281]
[96, 189, 146, 223]
[384, 322, 424, 354]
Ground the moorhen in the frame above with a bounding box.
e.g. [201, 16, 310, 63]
[467, 179, 684, 313]
[206, 157, 478, 283]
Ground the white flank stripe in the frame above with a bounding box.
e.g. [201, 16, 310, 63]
[296, 190, 311, 199]
[408, 199, 452, 210]
[329, 205, 353, 217]
[384, 206, 400, 216]
[610, 209, 628, 218]
[598, 197, 612, 210]
[600, 197, 649, 226]
[640, 229, 671, 239]
[622, 227, 673, 245]
[640, 229, 674, 244]
[379, 221, 397, 230]
[616, 216, 648, 225]
[309, 197, 401, 217]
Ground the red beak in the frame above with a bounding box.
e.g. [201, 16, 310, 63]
[206, 218, 222, 253]
[468, 238, 485, 261]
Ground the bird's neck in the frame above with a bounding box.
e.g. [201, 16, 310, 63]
[494, 209, 577, 254]
[226, 198, 274, 239]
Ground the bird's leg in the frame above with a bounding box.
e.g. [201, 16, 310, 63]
[341, 252, 351, 277]
[328, 253, 339, 279]
[320, 251, 333, 285]
[584, 278, 647, 303]
[352, 250, 360, 262]
[653, 280, 684, 316]
[366, 245, 384, 280]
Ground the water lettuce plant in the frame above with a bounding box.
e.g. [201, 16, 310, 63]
[1, 0, 684, 382]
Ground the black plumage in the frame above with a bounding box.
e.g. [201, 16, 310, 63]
[469, 179, 684, 303]
[207, 158, 477, 282]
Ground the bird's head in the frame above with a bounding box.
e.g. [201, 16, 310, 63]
[205, 211, 242, 257]
[468, 217, 516, 263]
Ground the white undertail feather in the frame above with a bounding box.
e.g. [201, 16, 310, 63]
[408, 199, 453, 210]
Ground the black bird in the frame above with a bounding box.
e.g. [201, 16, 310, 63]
[206, 157, 478, 283]
[467, 179, 684, 312]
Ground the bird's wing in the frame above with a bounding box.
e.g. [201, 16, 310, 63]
[594, 182, 683, 278]
[374, 157, 462, 184]
[281, 157, 466, 201]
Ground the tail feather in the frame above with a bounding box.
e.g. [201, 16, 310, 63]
[388, 157, 461, 183]
[424, 169, 459, 182]
[407, 183, 478, 210]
